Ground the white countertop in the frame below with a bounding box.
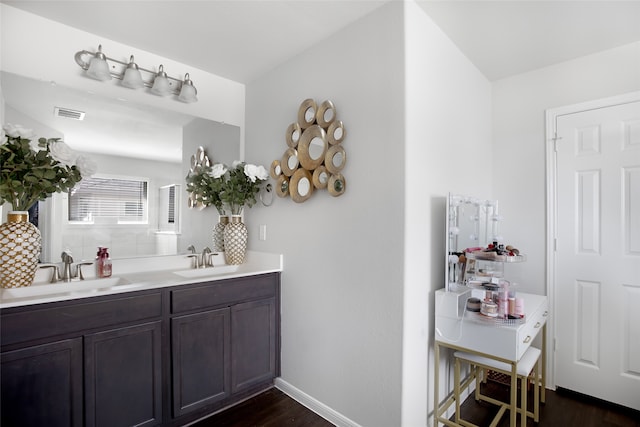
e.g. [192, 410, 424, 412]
[0, 251, 283, 309]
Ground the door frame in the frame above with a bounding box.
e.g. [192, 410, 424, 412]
[544, 90, 640, 390]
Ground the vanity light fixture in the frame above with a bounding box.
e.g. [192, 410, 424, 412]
[121, 56, 144, 89]
[150, 65, 171, 96]
[75, 44, 198, 103]
[85, 45, 111, 81]
[178, 73, 198, 103]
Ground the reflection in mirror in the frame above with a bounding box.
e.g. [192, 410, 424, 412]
[333, 152, 344, 168]
[270, 160, 282, 179]
[316, 100, 336, 128]
[324, 109, 334, 123]
[276, 175, 290, 197]
[298, 98, 317, 128]
[309, 137, 324, 160]
[325, 145, 346, 174]
[327, 120, 345, 145]
[298, 178, 311, 196]
[157, 184, 181, 253]
[290, 169, 313, 203]
[288, 154, 298, 169]
[312, 166, 329, 190]
[1, 71, 240, 262]
[305, 107, 315, 122]
[286, 122, 301, 148]
[281, 148, 298, 176]
[445, 193, 501, 290]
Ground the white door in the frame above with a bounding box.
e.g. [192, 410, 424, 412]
[554, 100, 640, 410]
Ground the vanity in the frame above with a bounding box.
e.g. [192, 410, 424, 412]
[434, 194, 548, 427]
[0, 251, 282, 427]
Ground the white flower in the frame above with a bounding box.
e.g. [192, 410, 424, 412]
[28, 139, 43, 152]
[76, 155, 97, 177]
[244, 164, 269, 183]
[49, 140, 78, 166]
[231, 160, 243, 168]
[209, 163, 227, 179]
[2, 123, 35, 139]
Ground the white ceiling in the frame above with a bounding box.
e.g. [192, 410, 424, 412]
[417, 0, 640, 81]
[3, 1, 640, 161]
[5, 0, 640, 83]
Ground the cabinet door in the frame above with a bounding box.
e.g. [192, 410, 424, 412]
[171, 308, 230, 417]
[1, 338, 83, 427]
[84, 321, 162, 427]
[231, 298, 276, 393]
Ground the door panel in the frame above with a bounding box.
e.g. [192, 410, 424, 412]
[231, 298, 276, 393]
[555, 100, 640, 411]
[1, 338, 83, 427]
[84, 321, 162, 427]
[171, 308, 231, 417]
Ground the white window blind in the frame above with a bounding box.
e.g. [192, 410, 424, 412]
[69, 176, 148, 223]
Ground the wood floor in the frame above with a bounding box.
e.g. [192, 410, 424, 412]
[190, 384, 639, 427]
[189, 388, 335, 427]
[456, 381, 640, 427]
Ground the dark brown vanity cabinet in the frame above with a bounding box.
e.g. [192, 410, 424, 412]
[1, 292, 164, 427]
[171, 308, 231, 417]
[84, 321, 163, 427]
[0, 272, 280, 427]
[169, 273, 280, 421]
[1, 338, 83, 427]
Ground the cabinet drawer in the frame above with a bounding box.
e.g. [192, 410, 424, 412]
[171, 273, 277, 314]
[515, 299, 548, 360]
[1, 292, 163, 347]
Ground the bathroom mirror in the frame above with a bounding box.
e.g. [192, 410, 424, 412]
[1, 71, 241, 262]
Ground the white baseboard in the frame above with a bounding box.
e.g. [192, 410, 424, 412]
[275, 378, 362, 427]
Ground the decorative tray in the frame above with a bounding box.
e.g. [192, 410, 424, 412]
[466, 311, 526, 326]
[465, 252, 527, 262]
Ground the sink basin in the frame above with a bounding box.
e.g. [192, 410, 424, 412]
[173, 265, 240, 278]
[1, 277, 131, 300]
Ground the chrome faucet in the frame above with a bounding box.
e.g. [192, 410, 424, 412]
[40, 254, 93, 283]
[187, 245, 196, 254]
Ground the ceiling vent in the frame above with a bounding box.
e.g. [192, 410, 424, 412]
[54, 107, 85, 121]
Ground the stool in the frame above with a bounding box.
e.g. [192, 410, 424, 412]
[453, 346, 541, 426]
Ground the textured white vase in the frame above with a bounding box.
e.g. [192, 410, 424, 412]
[223, 215, 247, 265]
[0, 211, 42, 288]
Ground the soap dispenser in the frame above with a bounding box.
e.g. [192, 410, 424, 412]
[96, 247, 112, 278]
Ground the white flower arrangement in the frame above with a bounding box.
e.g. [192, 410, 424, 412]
[1, 123, 96, 211]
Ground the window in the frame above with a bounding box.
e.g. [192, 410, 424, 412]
[68, 176, 148, 224]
